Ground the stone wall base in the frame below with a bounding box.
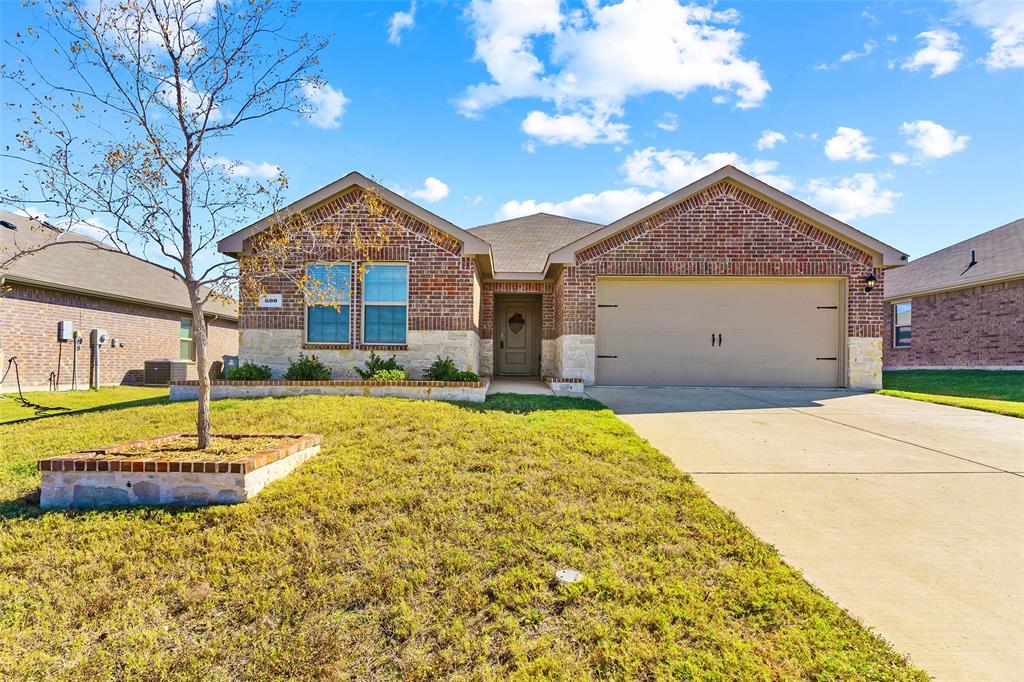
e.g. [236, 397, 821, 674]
[555, 334, 596, 384]
[39, 444, 320, 509]
[170, 380, 489, 403]
[240, 329, 480, 379]
[848, 336, 883, 389]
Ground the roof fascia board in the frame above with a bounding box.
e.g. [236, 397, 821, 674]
[544, 166, 908, 270]
[883, 273, 1024, 301]
[218, 172, 491, 258]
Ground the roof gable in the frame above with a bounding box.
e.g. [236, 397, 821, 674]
[545, 166, 908, 271]
[218, 172, 490, 257]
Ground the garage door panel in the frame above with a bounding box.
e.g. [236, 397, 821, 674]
[596, 278, 842, 387]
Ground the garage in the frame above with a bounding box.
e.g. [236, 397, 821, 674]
[595, 278, 844, 387]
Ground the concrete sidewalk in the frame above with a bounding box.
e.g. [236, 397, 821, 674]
[587, 387, 1024, 682]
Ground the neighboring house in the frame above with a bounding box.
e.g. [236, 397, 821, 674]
[219, 166, 907, 389]
[884, 218, 1023, 370]
[0, 210, 238, 392]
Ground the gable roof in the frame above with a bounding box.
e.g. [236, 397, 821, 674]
[0, 210, 237, 319]
[469, 213, 602, 273]
[885, 218, 1024, 300]
[545, 165, 909, 271]
[218, 171, 491, 258]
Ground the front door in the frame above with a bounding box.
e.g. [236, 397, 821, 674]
[497, 300, 536, 375]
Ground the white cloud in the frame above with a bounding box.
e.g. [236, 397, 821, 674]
[496, 187, 665, 223]
[521, 110, 629, 146]
[840, 39, 878, 62]
[621, 148, 795, 192]
[211, 157, 282, 180]
[467, 195, 484, 206]
[656, 112, 679, 132]
[301, 80, 348, 129]
[889, 152, 909, 165]
[805, 173, 899, 221]
[458, 0, 769, 145]
[953, 0, 1024, 69]
[899, 119, 970, 159]
[902, 29, 963, 77]
[388, 2, 416, 45]
[407, 177, 450, 203]
[755, 130, 786, 150]
[824, 126, 875, 161]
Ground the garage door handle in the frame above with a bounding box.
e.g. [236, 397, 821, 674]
[718, 333, 722, 347]
[711, 333, 716, 347]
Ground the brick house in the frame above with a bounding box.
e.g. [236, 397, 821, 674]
[219, 166, 907, 389]
[884, 218, 1023, 370]
[1, 211, 238, 392]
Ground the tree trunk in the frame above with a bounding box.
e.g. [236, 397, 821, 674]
[189, 290, 212, 449]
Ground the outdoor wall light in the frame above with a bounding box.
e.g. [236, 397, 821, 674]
[864, 273, 877, 293]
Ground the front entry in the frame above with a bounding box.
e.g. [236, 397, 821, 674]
[496, 297, 539, 376]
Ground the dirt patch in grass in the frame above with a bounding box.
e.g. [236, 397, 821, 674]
[109, 435, 297, 461]
[0, 394, 927, 680]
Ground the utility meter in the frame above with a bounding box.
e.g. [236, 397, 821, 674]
[90, 329, 108, 346]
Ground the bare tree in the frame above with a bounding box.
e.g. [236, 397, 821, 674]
[2, 0, 328, 447]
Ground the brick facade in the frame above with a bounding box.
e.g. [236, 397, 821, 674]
[884, 278, 1024, 368]
[554, 180, 884, 339]
[240, 189, 479, 342]
[1, 284, 238, 391]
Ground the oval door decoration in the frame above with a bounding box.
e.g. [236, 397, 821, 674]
[508, 312, 525, 334]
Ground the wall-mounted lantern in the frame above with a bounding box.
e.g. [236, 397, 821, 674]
[864, 273, 877, 293]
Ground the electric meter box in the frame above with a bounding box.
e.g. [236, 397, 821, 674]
[90, 329, 108, 346]
[57, 320, 74, 342]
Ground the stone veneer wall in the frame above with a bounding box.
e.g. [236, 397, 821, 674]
[884, 279, 1024, 369]
[553, 179, 886, 387]
[238, 189, 481, 377]
[2, 283, 237, 391]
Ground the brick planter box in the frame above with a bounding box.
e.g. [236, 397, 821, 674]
[544, 376, 587, 394]
[169, 378, 490, 403]
[38, 433, 322, 509]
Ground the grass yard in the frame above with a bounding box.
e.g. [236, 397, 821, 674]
[881, 370, 1024, 418]
[0, 386, 168, 424]
[0, 394, 925, 680]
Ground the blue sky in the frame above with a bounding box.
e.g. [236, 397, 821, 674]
[2, 0, 1022, 259]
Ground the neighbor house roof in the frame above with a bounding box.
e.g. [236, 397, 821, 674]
[0, 210, 237, 319]
[545, 166, 909, 272]
[469, 213, 602, 273]
[885, 218, 1024, 300]
[218, 171, 491, 258]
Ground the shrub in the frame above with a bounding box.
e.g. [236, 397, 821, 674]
[225, 362, 272, 381]
[367, 369, 406, 382]
[284, 353, 332, 381]
[354, 352, 403, 380]
[424, 356, 480, 382]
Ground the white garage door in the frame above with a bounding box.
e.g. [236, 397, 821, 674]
[596, 278, 843, 387]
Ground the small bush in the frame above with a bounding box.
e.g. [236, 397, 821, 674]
[367, 369, 406, 382]
[354, 352, 403, 380]
[226, 362, 272, 381]
[284, 353, 332, 381]
[424, 356, 480, 382]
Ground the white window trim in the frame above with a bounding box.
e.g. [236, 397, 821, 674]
[892, 299, 912, 349]
[361, 261, 410, 345]
[179, 318, 195, 361]
[304, 261, 353, 345]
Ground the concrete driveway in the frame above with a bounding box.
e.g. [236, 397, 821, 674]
[586, 387, 1024, 682]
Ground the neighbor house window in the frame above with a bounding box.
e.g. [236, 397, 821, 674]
[893, 301, 912, 348]
[306, 263, 351, 343]
[179, 319, 194, 360]
[363, 263, 408, 344]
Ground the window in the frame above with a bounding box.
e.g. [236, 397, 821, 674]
[306, 263, 351, 343]
[363, 263, 408, 344]
[179, 319, 194, 360]
[893, 301, 911, 348]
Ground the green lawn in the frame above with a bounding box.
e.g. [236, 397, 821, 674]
[0, 386, 168, 424]
[0, 394, 925, 680]
[881, 370, 1024, 418]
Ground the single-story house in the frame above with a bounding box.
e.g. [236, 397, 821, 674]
[0, 210, 238, 391]
[219, 166, 907, 389]
[884, 218, 1023, 370]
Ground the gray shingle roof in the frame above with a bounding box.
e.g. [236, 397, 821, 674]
[0, 210, 237, 318]
[885, 218, 1024, 299]
[470, 213, 602, 273]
